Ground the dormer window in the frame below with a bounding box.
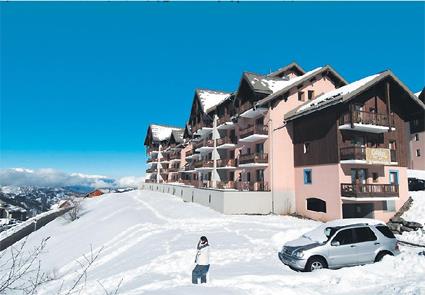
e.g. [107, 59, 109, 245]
[298, 91, 305, 101]
[308, 90, 314, 101]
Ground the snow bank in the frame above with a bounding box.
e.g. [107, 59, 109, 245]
[1, 190, 424, 295]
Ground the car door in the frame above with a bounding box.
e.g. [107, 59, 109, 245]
[353, 226, 379, 264]
[328, 228, 357, 268]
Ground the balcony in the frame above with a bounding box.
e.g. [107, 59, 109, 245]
[238, 153, 268, 167]
[341, 183, 399, 199]
[185, 149, 194, 157]
[236, 181, 269, 191]
[194, 139, 214, 153]
[239, 102, 268, 119]
[216, 181, 236, 190]
[168, 164, 180, 172]
[340, 146, 397, 165]
[146, 168, 157, 173]
[339, 110, 395, 133]
[169, 153, 181, 161]
[217, 136, 237, 149]
[194, 160, 214, 170]
[217, 158, 237, 169]
[239, 125, 268, 142]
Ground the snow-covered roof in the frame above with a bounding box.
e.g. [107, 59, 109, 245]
[267, 62, 305, 78]
[171, 129, 184, 144]
[415, 91, 421, 97]
[296, 73, 379, 114]
[150, 124, 183, 142]
[196, 89, 232, 113]
[246, 67, 322, 95]
[285, 70, 425, 121]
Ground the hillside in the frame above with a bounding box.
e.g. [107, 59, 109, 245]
[1, 190, 424, 295]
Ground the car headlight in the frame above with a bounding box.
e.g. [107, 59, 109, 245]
[294, 250, 304, 258]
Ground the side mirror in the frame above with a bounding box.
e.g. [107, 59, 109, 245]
[331, 241, 340, 247]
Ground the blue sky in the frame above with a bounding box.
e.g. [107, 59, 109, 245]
[1, 2, 424, 177]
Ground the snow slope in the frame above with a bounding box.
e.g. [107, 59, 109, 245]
[1, 190, 425, 295]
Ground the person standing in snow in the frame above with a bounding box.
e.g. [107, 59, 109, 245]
[192, 236, 210, 284]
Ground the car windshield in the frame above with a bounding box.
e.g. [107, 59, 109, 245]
[302, 224, 335, 243]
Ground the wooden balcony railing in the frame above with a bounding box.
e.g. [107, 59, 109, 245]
[185, 149, 194, 157]
[341, 183, 399, 198]
[218, 115, 231, 126]
[169, 153, 181, 160]
[216, 181, 236, 189]
[339, 110, 395, 127]
[236, 181, 269, 191]
[217, 136, 237, 146]
[193, 160, 214, 168]
[239, 101, 254, 114]
[217, 158, 237, 167]
[239, 125, 268, 139]
[340, 146, 396, 163]
[168, 165, 180, 172]
[239, 153, 268, 165]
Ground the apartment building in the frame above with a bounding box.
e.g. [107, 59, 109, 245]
[143, 62, 425, 221]
[409, 88, 425, 170]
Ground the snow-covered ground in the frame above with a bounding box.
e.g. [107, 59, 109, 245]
[1, 190, 425, 295]
[397, 191, 425, 245]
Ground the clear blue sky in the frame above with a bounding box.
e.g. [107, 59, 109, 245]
[1, 2, 424, 177]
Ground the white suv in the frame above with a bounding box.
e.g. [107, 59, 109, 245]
[278, 218, 400, 272]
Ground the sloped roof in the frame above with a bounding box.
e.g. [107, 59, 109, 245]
[171, 129, 184, 144]
[285, 70, 425, 121]
[150, 124, 183, 142]
[267, 62, 305, 78]
[196, 89, 232, 113]
[255, 65, 347, 107]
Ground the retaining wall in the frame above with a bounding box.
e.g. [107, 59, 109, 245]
[141, 183, 273, 214]
[0, 207, 72, 251]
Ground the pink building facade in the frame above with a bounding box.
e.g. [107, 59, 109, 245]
[144, 63, 425, 222]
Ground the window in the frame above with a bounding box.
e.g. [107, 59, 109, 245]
[417, 149, 421, 157]
[415, 133, 419, 141]
[376, 225, 395, 239]
[389, 140, 396, 150]
[256, 143, 264, 154]
[298, 91, 305, 101]
[229, 171, 235, 181]
[389, 170, 399, 185]
[306, 198, 327, 213]
[332, 229, 355, 245]
[353, 227, 377, 243]
[372, 173, 379, 183]
[247, 172, 251, 182]
[384, 200, 396, 212]
[304, 169, 312, 184]
[229, 150, 235, 159]
[308, 90, 314, 100]
[256, 117, 263, 126]
[256, 169, 264, 181]
[304, 143, 310, 154]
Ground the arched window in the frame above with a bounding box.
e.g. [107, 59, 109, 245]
[306, 198, 327, 213]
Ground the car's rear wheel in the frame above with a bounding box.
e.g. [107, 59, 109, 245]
[305, 257, 328, 272]
[375, 251, 393, 262]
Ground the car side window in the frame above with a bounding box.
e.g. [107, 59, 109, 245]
[353, 227, 377, 243]
[332, 229, 354, 245]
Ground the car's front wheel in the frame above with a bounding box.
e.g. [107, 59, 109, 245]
[305, 257, 328, 272]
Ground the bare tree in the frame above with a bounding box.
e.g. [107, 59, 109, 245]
[66, 197, 82, 222]
[0, 237, 52, 294]
[0, 240, 123, 295]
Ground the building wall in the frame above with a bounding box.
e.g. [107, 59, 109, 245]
[294, 164, 342, 221]
[268, 75, 339, 214]
[409, 131, 425, 170]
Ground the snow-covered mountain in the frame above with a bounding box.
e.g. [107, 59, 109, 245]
[0, 168, 144, 218]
